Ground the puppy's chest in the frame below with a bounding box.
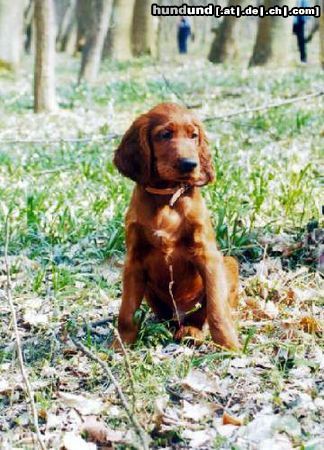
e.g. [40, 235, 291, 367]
[147, 206, 192, 252]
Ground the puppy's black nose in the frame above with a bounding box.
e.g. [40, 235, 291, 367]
[178, 158, 198, 173]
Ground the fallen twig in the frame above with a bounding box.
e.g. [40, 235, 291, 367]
[154, 62, 189, 108]
[82, 317, 113, 330]
[109, 324, 137, 413]
[1, 317, 114, 352]
[4, 215, 47, 450]
[69, 335, 150, 450]
[204, 91, 324, 122]
[0, 133, 120, 146]
[1, 91, 322, 146]
[0, 334, 39, 353]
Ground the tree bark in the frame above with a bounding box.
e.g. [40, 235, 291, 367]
[109, 0, 136, 60]
[54, 0, 70, 29]
[24, 0, 34, 54]
[76, 0, 92, 52]
[34, 0, 57, 112]
[56, 0, 77, 52]
[249, 0, 294, 67]
[0, 0, 24, 71]
[208, 0, 243, 64]
[132, 0, 156, 57]
[78, 0, 113, 83]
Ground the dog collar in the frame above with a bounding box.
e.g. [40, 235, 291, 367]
[145, 184, 191, 207]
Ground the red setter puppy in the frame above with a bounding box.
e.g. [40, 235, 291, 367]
[114, 103, 240, 350]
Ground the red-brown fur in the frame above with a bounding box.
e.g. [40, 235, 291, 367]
[113, 103, 240, 349]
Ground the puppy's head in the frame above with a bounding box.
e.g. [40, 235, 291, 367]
[114, 103, 214, 186]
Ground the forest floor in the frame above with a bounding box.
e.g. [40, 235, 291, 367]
[0, 56, 323, 449]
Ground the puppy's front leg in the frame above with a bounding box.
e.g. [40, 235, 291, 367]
[197, 250, 240, 350]
[117, 258, 146, 345]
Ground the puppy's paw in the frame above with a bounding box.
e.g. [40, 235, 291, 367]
[174, 326, 205, 345]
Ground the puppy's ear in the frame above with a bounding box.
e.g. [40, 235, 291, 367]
[195, 121, 215, 185]
[114, 114, 151, 184]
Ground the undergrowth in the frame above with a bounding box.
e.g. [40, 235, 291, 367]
[0, 57, 323, 449]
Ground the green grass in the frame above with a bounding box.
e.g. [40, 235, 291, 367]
[0, 57, 323, 448]
[0, 109, 321, 262]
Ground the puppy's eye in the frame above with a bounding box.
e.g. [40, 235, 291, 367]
[160, 130, 173, 140]
[191, 132, 199, 139]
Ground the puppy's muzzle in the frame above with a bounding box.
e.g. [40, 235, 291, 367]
[178, 158, 198, 173]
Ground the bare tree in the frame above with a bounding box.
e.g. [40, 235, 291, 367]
[132, 0, 157, 57]
[109, 0, 136, 60]
[0, 0, 24, 70]
[249, 0, 294, 66]
[34, 0, 57, 112]
[76, 0, 91, 52]
[56, 0, 77, 52]
[78, 0, 113, 83]
[24, 0, 34, 54]
[208, 0, 244, 64]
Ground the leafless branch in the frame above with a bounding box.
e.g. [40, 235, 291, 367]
[0, 133, 120, 145]
[204, 91, 324, 122]
[1, 316, 114, 352]
[4, 215, 47, 450]
[109, 324, 137, 413]
[69, 335, 150, 450]
[0, 91, 322, 145]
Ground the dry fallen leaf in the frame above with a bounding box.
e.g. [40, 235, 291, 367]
[250, 435, 294, 450]
[182, 369, 223, 395]
[38, 408, 47, 421]
[0, 376, 23, 396]
[245, 297, 259, 308]
[82, 417, 109, 444]
[23, 311, 48, 326]
[46, 412, 62, 430]
[264, 301, 279, 318]
[237, 413, 301, 445]
[61, 432, 96, 450]
[299, 316, 322, 334]
[244, 298, 279, 320]
[222, 411, 243, 426]
[81, 416, 130, 445]
[292, 287, 317, 303]
[284, 288, 296, 306]
[182, 400, 217, 421]
[23, 297, 43, 309]
[153, 396, 169, 428]
[0, 379, 11, 394]
[58, 392, 105, 415]
[182, 429, 215, 447]
[214, 418, 239, 438]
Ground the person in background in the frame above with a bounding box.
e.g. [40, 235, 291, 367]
[293, 0, 310, 63]
[177, 17, 191, 54]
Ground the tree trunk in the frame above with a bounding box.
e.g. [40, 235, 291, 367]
[56, 0, 76, 52]
[249, 0, 294, 67]
[132, 0, 156, 57]
[34, 0, 57, 112]
[64, 20, 78, 55]
[109, 0, 136, 60]
[0, 0, 24, 71]
[78, 0, 112, 83]
[76, 0, 92, 52]
[320, 2, 324, 69]
[54, 0, 70, 29]
[24, 0, 34, 54]
[208, 0, 243, 64]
